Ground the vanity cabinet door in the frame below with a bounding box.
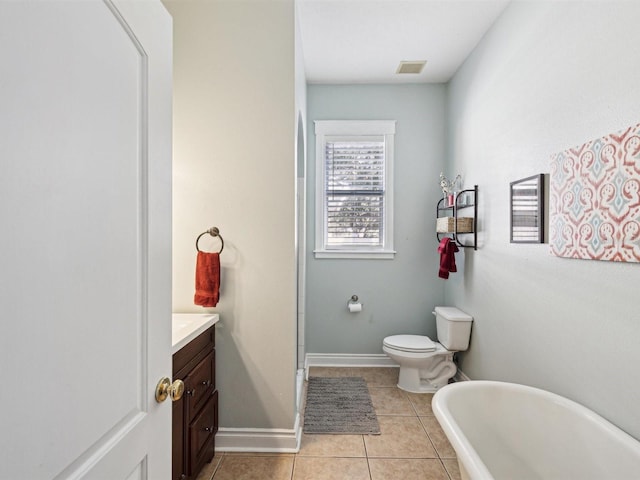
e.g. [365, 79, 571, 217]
[185, 350, 215, 421]
[188, 390, 218, 476]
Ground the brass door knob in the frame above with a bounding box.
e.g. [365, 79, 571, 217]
[155, 377, 185, 403]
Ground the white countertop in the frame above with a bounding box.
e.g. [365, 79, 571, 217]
[172, 313, 220, 354]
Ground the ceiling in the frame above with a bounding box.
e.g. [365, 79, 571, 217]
[297, 0, 511, 84]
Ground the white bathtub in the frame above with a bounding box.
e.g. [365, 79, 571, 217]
[432, 381, 640, 480]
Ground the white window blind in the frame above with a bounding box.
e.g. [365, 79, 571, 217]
[315, 120, 396, 259]
[325, 139, 385, 246]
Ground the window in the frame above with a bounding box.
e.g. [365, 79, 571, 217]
[314, 120, 396, 259]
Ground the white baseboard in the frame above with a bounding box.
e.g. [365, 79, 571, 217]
[454, 369, 471, 382]
[305, 353, 467, 383]
[305, 353, 398, 370]
[216, 413, 302, 453]
[216, 370, 306, 454]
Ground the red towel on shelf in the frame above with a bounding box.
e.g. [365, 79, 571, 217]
[194, 251, 220, 307]
[438, 237, 459, 279]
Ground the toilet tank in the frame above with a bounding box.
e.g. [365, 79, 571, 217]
[434, 306, 473, 351]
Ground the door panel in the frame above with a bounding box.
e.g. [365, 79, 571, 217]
[0, 1, 172, 478]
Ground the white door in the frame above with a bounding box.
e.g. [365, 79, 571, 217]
[0, 1, 173, 479]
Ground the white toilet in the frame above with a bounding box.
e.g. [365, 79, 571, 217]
[382, 306, 473, 393]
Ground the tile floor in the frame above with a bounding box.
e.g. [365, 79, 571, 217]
[196, 367, 461, 480]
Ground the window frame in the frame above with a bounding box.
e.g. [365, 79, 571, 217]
[314, 120, 396, 259]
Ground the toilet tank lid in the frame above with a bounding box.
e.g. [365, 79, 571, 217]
[434, 306, 473, 322]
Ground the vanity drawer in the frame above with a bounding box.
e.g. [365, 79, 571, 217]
[184, 350, 215, 420]
[188, 391, 217, 476]
[173, 326, 214, 377]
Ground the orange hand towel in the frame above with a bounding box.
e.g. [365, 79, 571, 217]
[194, 251, 220, 307]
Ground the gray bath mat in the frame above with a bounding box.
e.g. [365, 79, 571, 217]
[303, 376, 380, 435]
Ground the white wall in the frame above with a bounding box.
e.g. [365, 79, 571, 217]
[306, 84, 447, 353]
[164, 0, 297, 430]
[447, 0, 640, 440]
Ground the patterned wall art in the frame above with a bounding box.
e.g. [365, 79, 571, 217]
[550, 123, 640, 262]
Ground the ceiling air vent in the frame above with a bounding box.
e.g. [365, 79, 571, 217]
[396, 61, 427, 74]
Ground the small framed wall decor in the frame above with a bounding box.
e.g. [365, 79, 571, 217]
[510, 174, 545, 243]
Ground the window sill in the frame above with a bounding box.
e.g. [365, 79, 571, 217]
[313, 249, 396, 260]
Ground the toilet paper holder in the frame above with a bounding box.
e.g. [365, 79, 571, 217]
[347, 295, 363, 312]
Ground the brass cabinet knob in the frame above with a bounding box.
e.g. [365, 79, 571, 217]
[155, 377, 185, 403]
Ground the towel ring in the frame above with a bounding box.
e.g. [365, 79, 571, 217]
[196, 227, 224, 254]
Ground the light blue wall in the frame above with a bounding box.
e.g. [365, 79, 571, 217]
[446, 1, 640, 440]
[306, 84, 447, 353]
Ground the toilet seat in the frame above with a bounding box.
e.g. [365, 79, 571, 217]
[383, 334, 437, 353]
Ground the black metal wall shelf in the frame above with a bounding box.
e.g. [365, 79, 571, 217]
[436, 185, 478, 250]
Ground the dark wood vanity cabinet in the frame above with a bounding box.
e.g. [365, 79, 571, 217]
[172, 326, 218, 480]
